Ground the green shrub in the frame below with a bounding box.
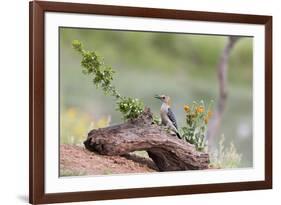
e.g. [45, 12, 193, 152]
[210, 135, 242, 168]
[181, 100, 213, 151]
[72, 40, 144, 120]
[116, 97, 144, 120]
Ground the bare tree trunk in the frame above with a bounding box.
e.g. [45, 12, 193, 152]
[84, 108, 209, 171]
[207, 36, 240, 143]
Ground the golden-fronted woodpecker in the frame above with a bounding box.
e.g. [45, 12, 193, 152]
[155, 94, 181, 139]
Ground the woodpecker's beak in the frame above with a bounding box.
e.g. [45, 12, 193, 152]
[154, 95, 161, 100]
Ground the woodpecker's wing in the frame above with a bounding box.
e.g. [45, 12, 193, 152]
[167, 108, 178, 129]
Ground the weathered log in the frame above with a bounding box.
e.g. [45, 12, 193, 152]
[84, 108, 209, 171]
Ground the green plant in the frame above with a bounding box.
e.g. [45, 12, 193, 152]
[116, 97, 144, 120]
[181, 100, 213, 151]
[209, 135, 242, 168]
[152, 115, 161, 125]
[72, 40, 144, 120]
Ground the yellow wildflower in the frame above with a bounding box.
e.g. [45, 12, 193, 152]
[196, 106, 204, 113]
[66, 107, 77, 119]
[207, 111, 212, 118]
[184, 105, 190, 113]
[204, 117, 209, 124]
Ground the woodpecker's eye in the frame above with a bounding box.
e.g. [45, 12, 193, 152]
[162, 96, 165, 99]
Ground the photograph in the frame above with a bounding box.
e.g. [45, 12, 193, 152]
[0, 0, 277, 204]
[59, 27, 253, 177]
[29, 1, 272, 203]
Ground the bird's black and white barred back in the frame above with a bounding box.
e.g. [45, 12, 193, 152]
[167, 107, 178, 129]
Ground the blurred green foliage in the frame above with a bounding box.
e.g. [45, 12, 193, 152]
[60, 28, 253, 85]
[60, 107, 110, 145]
[60, 27, 253, 168]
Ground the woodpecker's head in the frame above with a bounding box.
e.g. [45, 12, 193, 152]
[154, 94, 171, 105]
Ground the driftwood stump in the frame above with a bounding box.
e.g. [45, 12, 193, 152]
[84, 108, 209, 171]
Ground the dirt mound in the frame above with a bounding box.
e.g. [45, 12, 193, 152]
[60, 144, 157, 176]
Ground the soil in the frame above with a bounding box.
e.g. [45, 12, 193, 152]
[60, 144, 157, 176]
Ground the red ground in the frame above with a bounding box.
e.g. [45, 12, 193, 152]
[60, 144, 157, 176]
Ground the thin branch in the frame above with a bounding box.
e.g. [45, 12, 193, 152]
[207, 36, 240, 143]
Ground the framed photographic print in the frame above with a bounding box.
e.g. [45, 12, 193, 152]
[29, 1, 272, 204]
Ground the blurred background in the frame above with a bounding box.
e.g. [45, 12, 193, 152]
[59, 27, 253, 167]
